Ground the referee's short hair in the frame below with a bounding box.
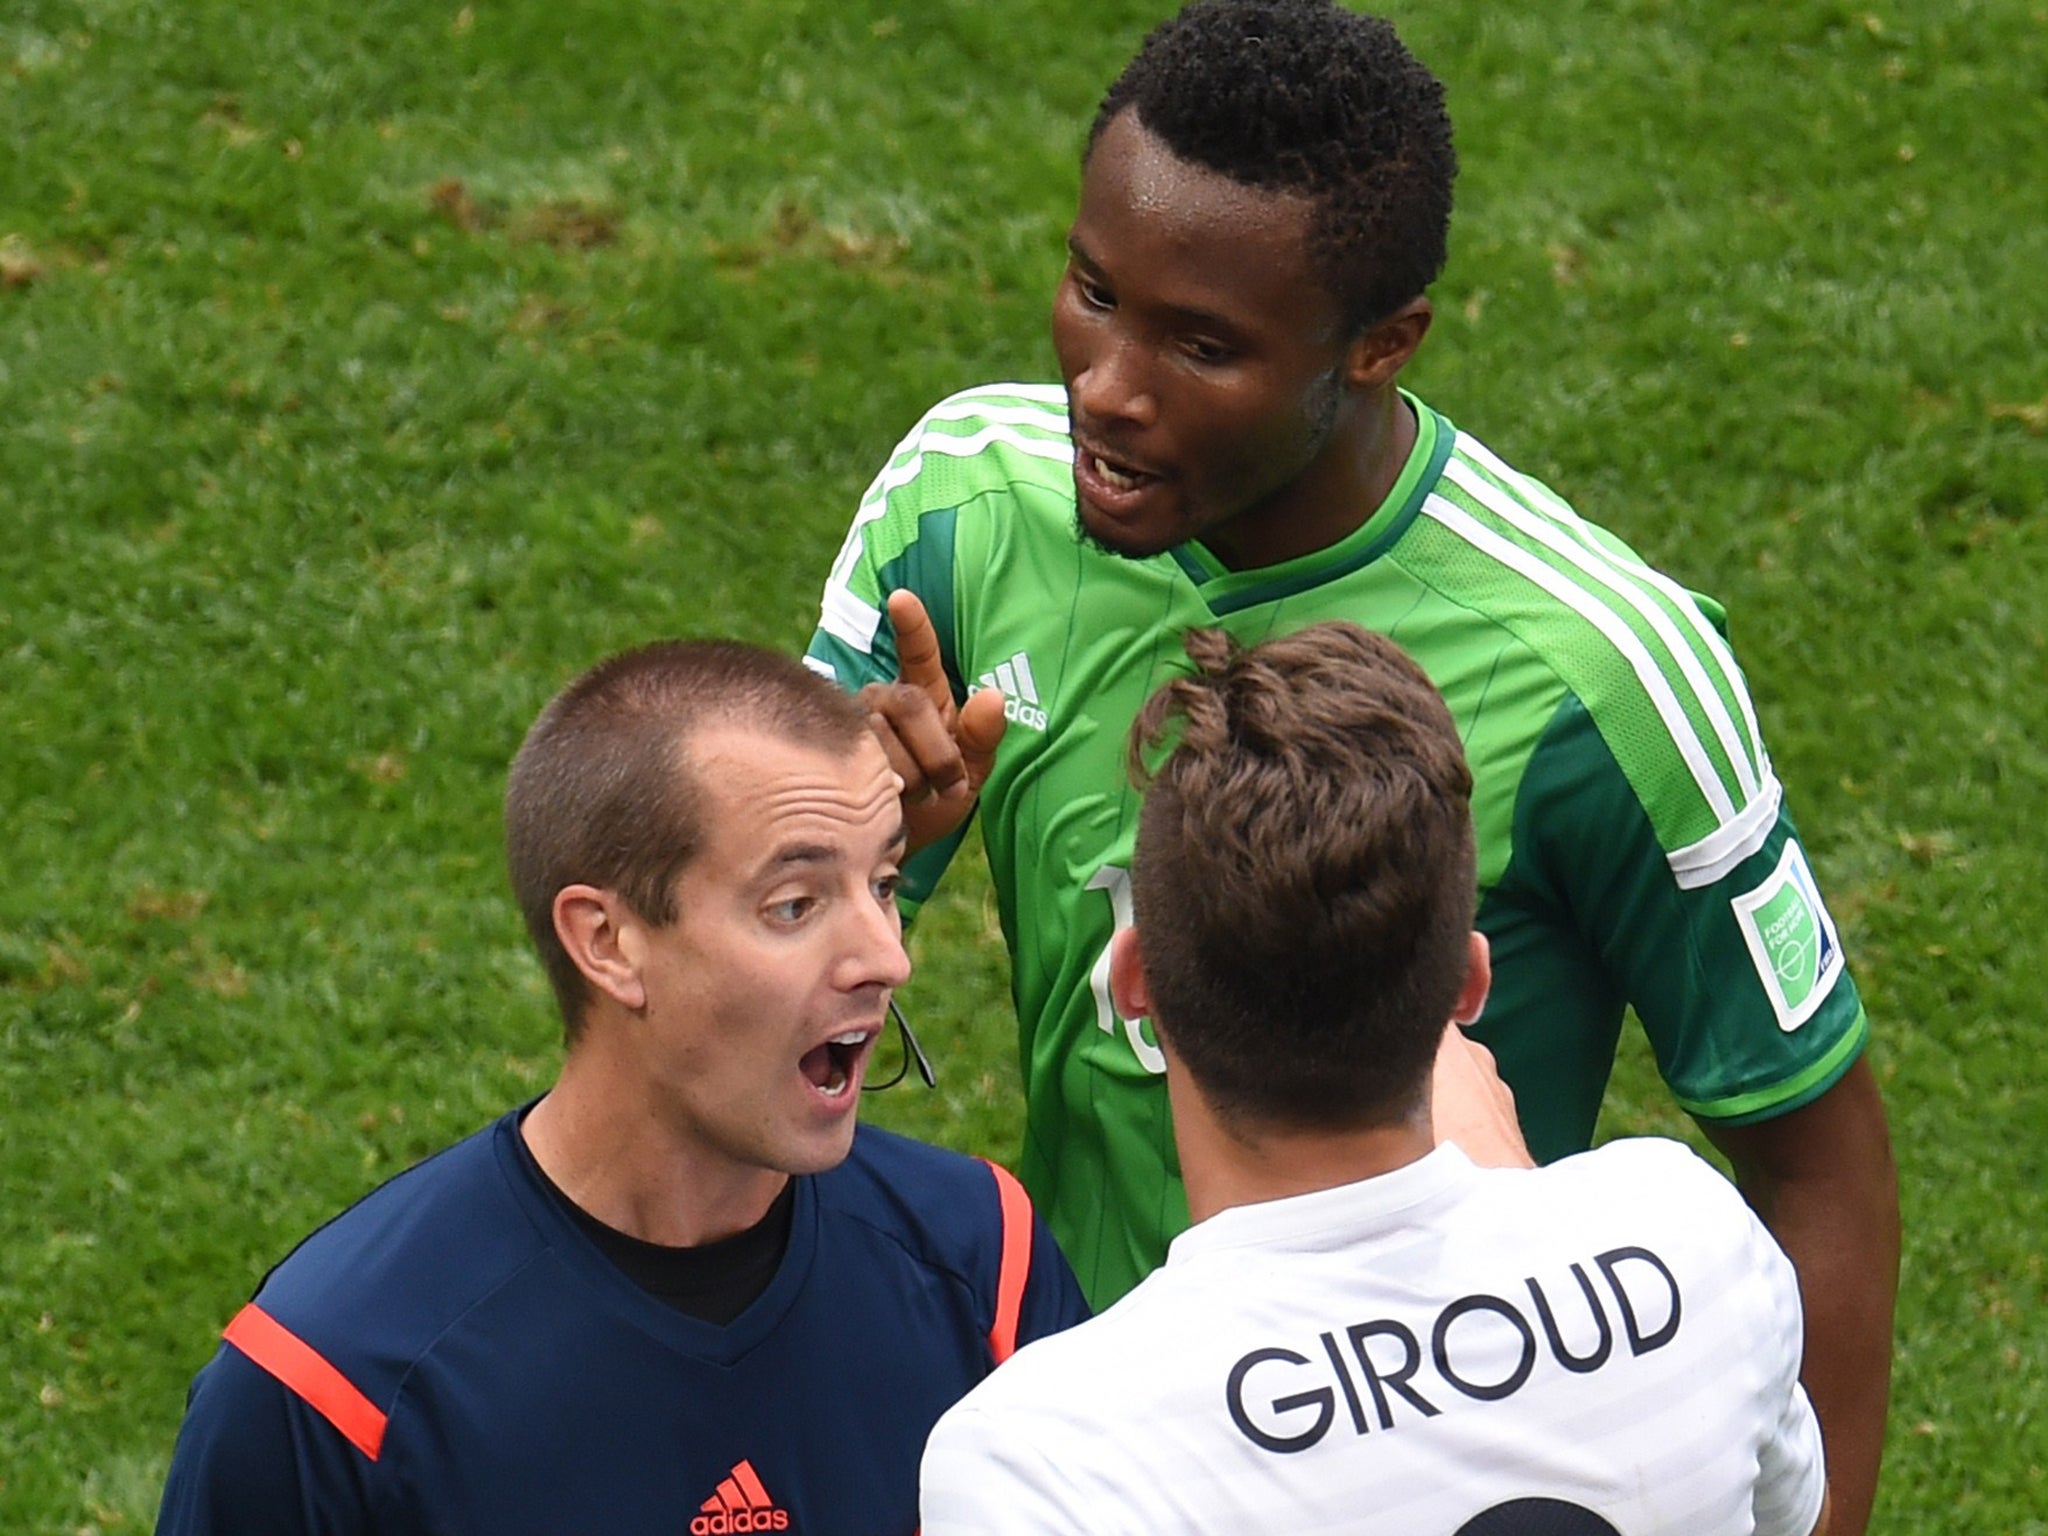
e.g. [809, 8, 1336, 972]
[505, 639, 868, 1039]
[1127, 622, 1477, 1133]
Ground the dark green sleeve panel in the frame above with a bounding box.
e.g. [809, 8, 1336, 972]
[807, 507, 965, 697]
[867, 507, 976, 914]
[1479, 695, 1867, 1158]
[875, 507, 965, 701]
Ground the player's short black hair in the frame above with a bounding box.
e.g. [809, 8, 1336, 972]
[1089, 0, 1456, 331]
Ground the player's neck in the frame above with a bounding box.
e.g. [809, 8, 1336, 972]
[1201, 387, 1416, 573]
[1170, 1068, 1433, 1224]
[524, 1056, 789, 1248]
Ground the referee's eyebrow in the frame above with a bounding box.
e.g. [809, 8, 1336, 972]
[766, 842, 840, 870]
[760, 820, 907, 872]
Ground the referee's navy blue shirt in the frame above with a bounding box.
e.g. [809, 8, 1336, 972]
[156, 1109, 1086, 1536]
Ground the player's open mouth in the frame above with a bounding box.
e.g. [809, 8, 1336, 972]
[800, 1029, 876, 1099]
[1089, 453, 1150, 491]
[1072, 439, 1164, 512]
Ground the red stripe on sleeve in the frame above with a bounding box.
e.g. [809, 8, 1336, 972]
[980, 1158, 1034, 1365]
[223, 1302, 389, 1461]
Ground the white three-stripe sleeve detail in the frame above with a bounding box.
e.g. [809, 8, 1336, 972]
[866, 420, 1074, 506]
[915, 387, 1070, 423]
[818, 581, 884, 654]
[818, 413, 1072, 656]
[1441, 456, 1762, 804]
[1450, 438, 1770, 780]
[1666, 773, 1783, 890]
[1420, 494, 1739, 824]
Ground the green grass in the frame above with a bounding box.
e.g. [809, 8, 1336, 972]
[4, 0, 2045, 1529]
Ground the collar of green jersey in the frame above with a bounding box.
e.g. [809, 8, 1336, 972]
[1168, 389, 1450, 616]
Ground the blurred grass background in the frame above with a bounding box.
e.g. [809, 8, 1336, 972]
[3, 0, 2044, 1528]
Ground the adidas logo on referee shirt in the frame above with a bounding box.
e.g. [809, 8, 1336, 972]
[690, 1459, 790, 1533]
[977, 650, 1048, 731]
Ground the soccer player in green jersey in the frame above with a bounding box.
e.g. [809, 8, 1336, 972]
[804, 3, 1897, 1528]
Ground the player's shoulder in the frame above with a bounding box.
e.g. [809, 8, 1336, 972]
[1538, 1140, 1804, 1338]
[1537, 1136, 1756, 1233]
[1408, 411, 1778, 854]
[893, 382, 1070, 455]
[250, 1111, 548, 1355]
[1419, 417, 1742, 678]
[911, 380, 1071, 432]
[1427, 415, 1651, 570]
[1558, 1133, 1727, 1183]
[865, 382, 1074, 510]
[1444, 1142, 1784, 1312]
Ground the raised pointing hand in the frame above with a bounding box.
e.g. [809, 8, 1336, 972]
[856, 590, 1007, 851]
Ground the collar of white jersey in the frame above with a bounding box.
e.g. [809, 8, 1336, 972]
[1165, 1142, 1494, 1264]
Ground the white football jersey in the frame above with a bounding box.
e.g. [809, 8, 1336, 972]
[922, 1140, 1824, 1536]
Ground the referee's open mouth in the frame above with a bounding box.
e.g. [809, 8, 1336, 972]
[799, 1028, 877, 1100]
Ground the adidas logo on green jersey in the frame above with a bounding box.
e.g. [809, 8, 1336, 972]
[978, 650, 1048, 731]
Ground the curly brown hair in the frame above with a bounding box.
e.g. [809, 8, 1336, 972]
[1128, 621, 1477, 1132]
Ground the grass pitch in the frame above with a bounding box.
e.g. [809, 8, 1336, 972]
[4, 1, 2044, 1529]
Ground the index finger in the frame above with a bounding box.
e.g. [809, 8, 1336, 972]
[886, 589, 951, 710]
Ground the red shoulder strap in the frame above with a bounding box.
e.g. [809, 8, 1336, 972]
[979, 1158, 1034, 1365]
[223, 1302, 388, 1460]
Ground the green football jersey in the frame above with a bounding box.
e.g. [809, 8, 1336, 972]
[807, 382, 1867, 1308]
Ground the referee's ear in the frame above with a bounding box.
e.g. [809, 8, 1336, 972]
[1108, 927, 1153, 1022]
[554, 883, 649, 1015]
